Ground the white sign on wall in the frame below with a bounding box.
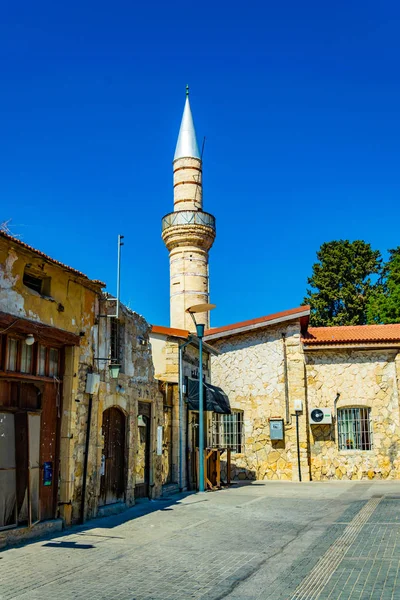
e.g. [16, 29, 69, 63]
[157, 426, 163, 456]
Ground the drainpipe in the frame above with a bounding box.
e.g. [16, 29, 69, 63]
[295, 412, 302, 482]
[334, 392, 341, 442]
[282, 333, 290, 424]
[80, 393, 93, 524]
[334, 392, 341, 420]
[179, 337, 193, 491]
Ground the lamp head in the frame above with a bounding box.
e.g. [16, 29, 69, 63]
[108, 363, 121, 379]
[186, 303, 216, 314]
[25, 334, 35, 346]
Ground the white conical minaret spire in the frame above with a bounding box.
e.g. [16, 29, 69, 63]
[162, 87, 215, 331]
[174, 85, 201, 160]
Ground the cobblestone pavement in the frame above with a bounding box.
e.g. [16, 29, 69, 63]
[1, 482, 400, 600]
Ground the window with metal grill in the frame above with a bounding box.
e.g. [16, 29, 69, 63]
[337, 408, 373, 451]
[110, 318, 123, 372]
[212, 411, 244, 453]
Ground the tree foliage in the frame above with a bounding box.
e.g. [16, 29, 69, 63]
[304, 240, 382, 326]
[366, 247, 400, 324]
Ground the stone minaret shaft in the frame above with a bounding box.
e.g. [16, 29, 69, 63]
[162, 89, 215, 332]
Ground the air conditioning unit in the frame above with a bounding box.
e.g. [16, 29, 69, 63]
[309, 408, 332, 425]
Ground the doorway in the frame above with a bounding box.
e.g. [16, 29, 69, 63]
[99, 407, 126, 506]
[135, 402, 151, 498]
[162, 386, 173, 485]
[0, 379, 59, 531]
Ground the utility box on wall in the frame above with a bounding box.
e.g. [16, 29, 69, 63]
[270, 418, 284, 440]
[85, 373, 100, 395]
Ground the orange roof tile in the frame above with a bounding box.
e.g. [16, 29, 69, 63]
[302, 324, 400, 345]
[204, 306, 310, 339]
[151, 324, 190, 339]
[0, 231, 105, 287]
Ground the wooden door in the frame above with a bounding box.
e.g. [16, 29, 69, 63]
[162, 388, 173, 485]
[40, 382, 59, 521]
[135, 402, 151, 498]
[100, 407, 126, 506]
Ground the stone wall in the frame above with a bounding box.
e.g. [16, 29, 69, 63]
[63, 302, 163, 524]
[210, 320, 310, 481]
[306, 348, 400, 481]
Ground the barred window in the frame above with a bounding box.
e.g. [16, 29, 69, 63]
[212, 411, 243, 453]
[110, 317, 123, 372]
[337, 408, 373, 451]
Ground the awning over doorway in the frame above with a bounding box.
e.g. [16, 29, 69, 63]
[186, 378, 231, 414]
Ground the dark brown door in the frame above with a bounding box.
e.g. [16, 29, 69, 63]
[99, 407, 126, 506]
[135, 402, 151, 498]
[162, 387, 173, 485]
[40, 382, 59, 521]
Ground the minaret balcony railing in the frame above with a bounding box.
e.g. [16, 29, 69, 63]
[161, 210, 216, 232]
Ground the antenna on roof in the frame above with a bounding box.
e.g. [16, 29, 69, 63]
[106, 234, 124, 318]
[1, 219, 21, 238]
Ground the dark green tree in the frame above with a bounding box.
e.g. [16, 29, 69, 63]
[304, 240, 382, 326]
[366, 247, 400, 324]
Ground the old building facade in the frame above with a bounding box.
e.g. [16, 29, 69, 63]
[153, 90, 400, 490]
[206, 311, 400, 482]
[0, 232, 162, 546]
[2, 88, 400, 550]
[150, 324, 217, 492]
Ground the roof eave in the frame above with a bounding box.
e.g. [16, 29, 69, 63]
[204, 309, 310, 341]
[0, 231, 105, 290]
[303, 341, 400, 351]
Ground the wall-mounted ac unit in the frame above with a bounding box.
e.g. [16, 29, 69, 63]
[309, 408, 332, 425]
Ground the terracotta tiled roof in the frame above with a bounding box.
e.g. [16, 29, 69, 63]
[204, 306, 310, 340]
[151, 324, 190, 339]
[0, 231, 105, 287]
[302, 324, 400, 345]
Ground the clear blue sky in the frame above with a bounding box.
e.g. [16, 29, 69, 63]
[1, 1, 399, 328]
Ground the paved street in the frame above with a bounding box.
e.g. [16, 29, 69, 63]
[1, 481, 400, 600]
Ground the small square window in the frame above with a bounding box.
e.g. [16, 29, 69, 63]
[23, 268, 51, 296]
[23, 272, 43, 294]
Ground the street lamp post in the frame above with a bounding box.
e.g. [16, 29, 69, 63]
[186, 303, 216, 492]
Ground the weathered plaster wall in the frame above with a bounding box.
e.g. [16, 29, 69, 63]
[0, 237, 101, 526]
[149, 333, 168, 380]
[306, 349, 400, 481]
[210, 321, 310, 481]
[0, 241, 100, 336]
[1, 238, 163, 527]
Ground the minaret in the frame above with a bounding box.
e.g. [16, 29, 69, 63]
[162, 87, 216, 332]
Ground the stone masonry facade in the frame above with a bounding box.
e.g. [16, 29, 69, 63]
[210, 318, 400, 482]
[210, 320, 310, 482]
[306, 348, 400, 481]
